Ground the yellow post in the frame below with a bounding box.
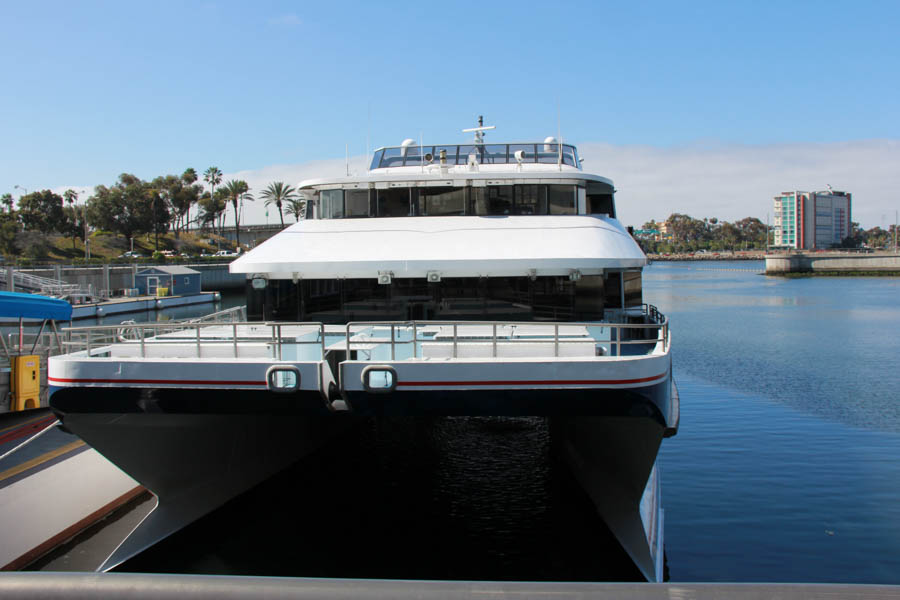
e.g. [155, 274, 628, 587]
[11, 355, 40, 411]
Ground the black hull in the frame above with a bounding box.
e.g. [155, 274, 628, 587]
[344, 379, 671, 423]
[50, 387, 351, 570]
[50, 378, 674, 579]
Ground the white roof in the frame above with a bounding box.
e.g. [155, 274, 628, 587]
[298, 169, 613, 190]
[230, 216, 646, 279]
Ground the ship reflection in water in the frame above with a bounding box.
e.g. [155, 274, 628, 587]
[119, 416, 647, 581]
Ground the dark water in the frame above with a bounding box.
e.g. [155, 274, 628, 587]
[120, 264, 900, 583]
[651, 262, 900, 583]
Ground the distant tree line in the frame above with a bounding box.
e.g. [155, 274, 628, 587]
[637, 214, 896, 254]
[2, 167, 307, 257]
[840, 222, 898, 249]
[637, 213, 771, 254]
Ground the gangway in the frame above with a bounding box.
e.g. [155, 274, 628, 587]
[0, 269, 86, 297]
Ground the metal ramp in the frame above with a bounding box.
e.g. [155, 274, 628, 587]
[0, 269, 85, 296]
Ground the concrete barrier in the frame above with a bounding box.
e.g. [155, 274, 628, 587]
[766, 253, 900, 274]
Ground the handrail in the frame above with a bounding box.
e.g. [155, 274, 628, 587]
[344, 304, 669, 359]
[62, 321, 327, 360]
[57, 305, 669, 361]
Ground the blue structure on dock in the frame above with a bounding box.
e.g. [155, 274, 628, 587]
[135, 266, 202, 296]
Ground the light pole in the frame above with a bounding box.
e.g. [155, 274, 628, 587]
[14, 184, 28, 198]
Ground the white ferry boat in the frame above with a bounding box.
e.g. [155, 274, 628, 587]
[48, 119, 678, 581]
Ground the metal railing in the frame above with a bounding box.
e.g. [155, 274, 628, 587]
[63, 321, 328, 360]
[0, 269, 87, 296]
[58, 305, 668, 361]
[345, 305, 669, 359]
[184, 305, 247, 324]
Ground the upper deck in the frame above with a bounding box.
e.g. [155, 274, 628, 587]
[370, 142, 580, 170]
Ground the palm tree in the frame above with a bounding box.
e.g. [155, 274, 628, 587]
[63, 189, 78, 207]
[286, 198, 306, 222]
[203, 166, 223, 227]
[182, 168, 198, 231]
[259, 182, 296, 228]
[222, 179, 251, 246]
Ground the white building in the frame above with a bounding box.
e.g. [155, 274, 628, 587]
[773, 189, 851, 249]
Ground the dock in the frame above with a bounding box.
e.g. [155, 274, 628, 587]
[69, 292, 219, 320]
[0, 409, 149, 571]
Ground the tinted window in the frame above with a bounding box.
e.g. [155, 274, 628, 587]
[421, 187, 465, 216]
[345, 189, 370, 217]
[548, 185, 576, 214]
[514, 185, 547, 215]
[376, 188, 410, 217]
[320, 190, 343, 219]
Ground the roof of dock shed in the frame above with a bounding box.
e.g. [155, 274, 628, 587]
[136, 266, 200, 275]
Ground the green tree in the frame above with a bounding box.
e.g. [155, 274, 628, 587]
[0, 212, 20, 255]
[222, 179, 252, 246]
[87, 174, 170, 241]
[259, 182, 296, 228]
[181, 168, 199, 230]
[286, 197, 306, 222]
[203, 166, 223, 224]
[62, 205, 86, 249]
[0, 193, 13, 213]
[18, 190, 66, 234]
[152, 174, 202, 238]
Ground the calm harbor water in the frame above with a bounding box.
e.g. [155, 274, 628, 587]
[116, 262, 900, 583]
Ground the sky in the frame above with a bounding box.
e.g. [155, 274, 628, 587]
[1, 1, 898, 228]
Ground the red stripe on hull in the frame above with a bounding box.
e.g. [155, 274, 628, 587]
[395, 373, 667, 387]
[49, 377, 265, 386]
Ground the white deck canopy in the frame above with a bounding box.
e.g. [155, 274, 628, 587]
[230, 215, 646, 280]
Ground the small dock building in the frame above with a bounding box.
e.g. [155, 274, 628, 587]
[134, 266, 202, 296]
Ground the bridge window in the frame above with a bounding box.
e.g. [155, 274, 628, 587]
[321, 190, 344, 219]
[548, 185, 576, 214]
[345, 189, 370, 217]
[376, 188, 411, 217]
[420, 187, 465, 216]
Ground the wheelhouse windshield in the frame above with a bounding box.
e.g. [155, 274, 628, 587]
[370, 143, 578, 169]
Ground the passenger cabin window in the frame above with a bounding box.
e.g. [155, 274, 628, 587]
[314, 184, 597, 219]
[248, 272, 641, 324]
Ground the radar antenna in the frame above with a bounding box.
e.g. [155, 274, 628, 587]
[462, 115, 496, 145]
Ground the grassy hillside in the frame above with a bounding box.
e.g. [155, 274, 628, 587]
[15, 231, 239, 265]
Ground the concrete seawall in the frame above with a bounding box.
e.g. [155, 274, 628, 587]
[766, 253, 900, 274]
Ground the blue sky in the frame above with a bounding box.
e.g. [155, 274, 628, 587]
[2, 1, 898, 227]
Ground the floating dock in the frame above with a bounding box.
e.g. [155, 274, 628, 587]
[70, 292, 219, 320]
[0, 410, 148, 571]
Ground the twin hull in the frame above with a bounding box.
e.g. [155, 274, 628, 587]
[48, 328, 676, 580]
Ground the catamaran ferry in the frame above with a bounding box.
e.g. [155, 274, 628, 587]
[48, 118, 678, 581]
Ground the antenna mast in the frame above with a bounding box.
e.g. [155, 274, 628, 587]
[462, 115, 495, 144]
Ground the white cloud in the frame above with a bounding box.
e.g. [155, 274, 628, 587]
[580, 140, 900, 229]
